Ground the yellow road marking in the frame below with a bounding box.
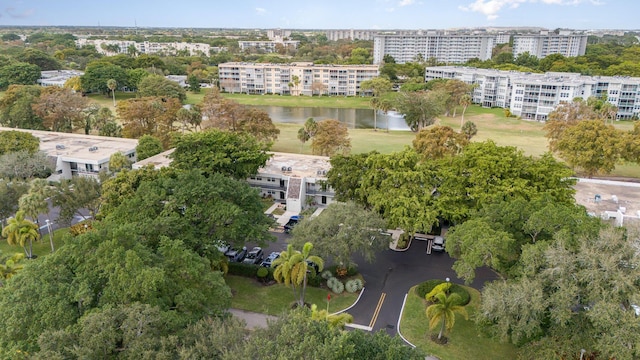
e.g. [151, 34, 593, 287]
[369, 292, 386, 328]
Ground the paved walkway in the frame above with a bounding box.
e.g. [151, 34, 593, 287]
[229, 308, 276, 329]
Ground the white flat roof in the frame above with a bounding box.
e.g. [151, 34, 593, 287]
[132, 148, 175, 169]
[131, 150, 331, 178]
[262, 152, 331, 178]
[0, 127, 138, 164]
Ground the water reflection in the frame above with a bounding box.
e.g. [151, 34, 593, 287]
[250, 105, 411, 131]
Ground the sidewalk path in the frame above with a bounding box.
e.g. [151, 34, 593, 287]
[229, 308, 277, 329]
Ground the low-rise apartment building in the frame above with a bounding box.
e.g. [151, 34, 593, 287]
[0, 127, 138, 180]
[218, 62, 379, 96]
[238, 40, 300, 53]
[425, 66, 640, 121]
[75, 38, 212, 56]
[37, 70, 84, 87]
[133, 151, 335, 214]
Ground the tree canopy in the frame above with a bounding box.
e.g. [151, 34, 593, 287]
[104, 169, 275, 255]
[170, 129, 271, 179]
[395, 90, 447, 132]
[137, 74, 187, 102]
[290, 202, 388, 268]
[135, 134, 164, 161]
[310, 119, 351, 156]
[0, 130, 39, 156]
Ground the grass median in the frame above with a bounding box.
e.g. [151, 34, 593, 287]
[225, 275, 359, 316]
[400, 285, 518, 360]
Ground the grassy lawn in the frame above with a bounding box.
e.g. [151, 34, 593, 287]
[0, 227, 70, 259]
[400, 285, 518, 360]
[225, 275, 358, 316]
[86, 92, 136, 112]
[272, 108, 640, 178]
[221, 93, 372, 109]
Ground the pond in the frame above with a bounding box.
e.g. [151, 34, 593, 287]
[249, 105, 411, 131]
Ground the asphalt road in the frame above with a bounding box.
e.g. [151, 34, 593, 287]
[349, 238, 499, 335]
[250, 232, 498, 336]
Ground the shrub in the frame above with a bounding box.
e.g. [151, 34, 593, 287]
[256, 267, 269, 281]
[321, 270, 333, 280]
[327, 276, 340, 289]
[352, 278, 364, 290]
[331, 280, 345, 294]
[396, 233, 410, 249]
[425, 282, 452, 302]
[327, 265, 358, 277]
[416, 279, 470, 306]
[307, 273, 322, 287]
[227, 262, 260, 278]
[345, 279, 360, 293]
[70, 221, 93, 236]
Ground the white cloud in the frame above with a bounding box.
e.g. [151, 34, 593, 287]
[398, 0, 415, 6]
[459, 0, 604, 20]
[385, 7, 396, 12]
[255, 7, 266, 15]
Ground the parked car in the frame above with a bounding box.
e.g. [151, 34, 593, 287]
[432, 236, 445, 252]
[284, 219, 298, 234]
[306, 260, 320, 274]
[225, 247, 247, 262]
[216, 241, 230, 254]
[243, 247, 264, 264]
[261, 252, 280, 267]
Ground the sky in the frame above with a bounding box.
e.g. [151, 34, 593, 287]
[0, 0, 636, 30]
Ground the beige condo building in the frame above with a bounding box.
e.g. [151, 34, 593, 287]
[218, 62, 379, 96]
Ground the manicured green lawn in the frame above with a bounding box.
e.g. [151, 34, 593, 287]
[272, 109, 640, 178]
[400, 285, 518, 360]
[0, 227, 70, 259]
[221, 93, 372, 109]
[86, 92, 136, 112]
[225, 275, 358, 316]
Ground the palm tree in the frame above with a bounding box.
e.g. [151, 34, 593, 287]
[291, 75, 301, 96]
[2, 211, 40, 259]
[426, 292, 468, 340]
[273, 243, 324, 307]
[297, 127, 310, 153]
[107, 79, 117, 106]
[310, 304, 354, 329]
[460, 94, 472, 129]
[0, 253, 24, 286]
[370, 97, 381, 131]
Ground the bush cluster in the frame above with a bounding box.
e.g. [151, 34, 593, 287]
[227, 262, 261, 278]
[326, 265, 358, 278]
[416, 279, 470, 306]
[345, 278, 364, 293]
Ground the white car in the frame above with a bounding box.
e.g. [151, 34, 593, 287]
[432, 236, 445, 252]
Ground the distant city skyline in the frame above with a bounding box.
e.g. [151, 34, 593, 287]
[0, 0, 636, 30]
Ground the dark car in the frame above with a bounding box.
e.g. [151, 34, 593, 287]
[225, 247, 247, 262]
[243, 247, 264, 264]
[284, 219, 298, 234]
[306, 260, 320, 274]
[261, 252, 281, 267]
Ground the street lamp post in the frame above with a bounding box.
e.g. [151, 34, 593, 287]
[45, 219, 54, 252]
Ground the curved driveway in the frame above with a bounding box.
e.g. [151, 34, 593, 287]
[347, 239, 499, 335]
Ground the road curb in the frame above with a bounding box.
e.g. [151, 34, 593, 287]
[330, 286, 366, 316]
[397, 293, 417, 348]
